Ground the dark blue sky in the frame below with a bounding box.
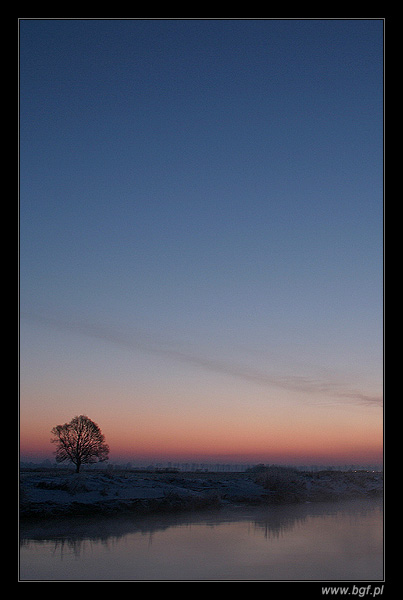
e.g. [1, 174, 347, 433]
[20, 19, 383, 464]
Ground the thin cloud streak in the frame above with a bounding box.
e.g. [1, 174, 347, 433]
[21, 312, 383, 407]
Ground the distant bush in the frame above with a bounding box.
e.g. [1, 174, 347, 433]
[36, 480, 70, 491]
[35, 478, 89, 495]
[254, 466, 307, 503]
[246, 464, 268, 473]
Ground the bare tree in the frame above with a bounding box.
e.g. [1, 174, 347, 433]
[51, 415, 110, 473]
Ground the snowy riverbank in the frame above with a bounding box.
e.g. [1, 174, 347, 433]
[19, 467, 383, 519]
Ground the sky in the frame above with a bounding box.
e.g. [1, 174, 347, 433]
[19, 19, 384, 467]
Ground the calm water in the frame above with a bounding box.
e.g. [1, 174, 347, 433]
[19, 498, 383, 581]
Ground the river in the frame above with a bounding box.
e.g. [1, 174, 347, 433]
[19, 497, 383, 581]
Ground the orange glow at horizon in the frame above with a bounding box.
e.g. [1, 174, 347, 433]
[20, 397, 383, 466]
[103, 424, 383, 465]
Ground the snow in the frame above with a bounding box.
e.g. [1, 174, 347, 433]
[19, 468, 383, 519]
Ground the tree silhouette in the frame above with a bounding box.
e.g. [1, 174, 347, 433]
[51, 415, 109, 473]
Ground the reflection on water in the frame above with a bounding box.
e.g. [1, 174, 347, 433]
[20, 498, 383, 581]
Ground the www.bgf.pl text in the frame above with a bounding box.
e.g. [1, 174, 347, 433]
[322, 585, 384, 597]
